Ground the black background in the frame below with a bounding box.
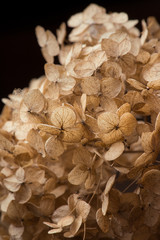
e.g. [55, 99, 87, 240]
[0, 0, 160, 111]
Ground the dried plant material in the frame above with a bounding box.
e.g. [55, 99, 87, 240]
[104, 141, 124, 161]
[35, 26, 59, 63]
[23, 89, 45, 113]
[2, 3, 160, 240]
[143, 62, 160, 82]
[45, 136, 64, 158]
[81, 76, 100, 95]
[101, 77, 122, 98]
[96, 208, 110, 233]
[27, 129, 45, 157]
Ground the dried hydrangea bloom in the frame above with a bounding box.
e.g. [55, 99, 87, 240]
[1, 3, 160, 240]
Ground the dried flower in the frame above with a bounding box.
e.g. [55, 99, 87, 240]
[1, 3, 160, 240]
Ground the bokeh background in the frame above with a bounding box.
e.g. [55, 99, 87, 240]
[0, 0, 160, 111]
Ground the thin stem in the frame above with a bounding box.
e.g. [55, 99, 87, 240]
[83, 222, 86, 240]
[122, 175, 140, 193]
[124, 151, 144, 153]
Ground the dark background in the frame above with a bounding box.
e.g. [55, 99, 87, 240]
[0, 0, 160, 111]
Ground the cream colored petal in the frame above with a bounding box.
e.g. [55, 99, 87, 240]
[97, 112, 119, 133]
[143, 63, 160, 82]
[68, 165, 88, 185]
[101, 77, 122, 98]
[96, 208, 110, 232]
[76, 200, 91, 222]
[41, 46, 54, 63]
[110, 12, 128, 24]
[147, 79, 160, 90]
[44, 63, 60, 82]
[81, 76, 100, 95]
[37, 124, 61, 135]
[23, 89, 45, 113]
[67, 12, 83, 27]
[102, 194, 109, 216]
[119, 112, 137, 136]
[45, 136, 64, 158]
[50, 106, 76, 129]
[35, 25, 47, 47]
[1, 193, 15, 212]
[126, 78, 145, 90]
[104, 174, 116, 195]
[101, 39, 119, 58]
[27, 129, 45, 157]
[74, 60, 95, 77]
[118, 39, 131, 56]
[58, 76, 76, 91]
[104, 141, 124, 161]
[46, 30, 59, 56]
[100, 129, 123, 145]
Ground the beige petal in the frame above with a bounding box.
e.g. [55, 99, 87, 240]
[104, 141, 124, 161]
[141, 169, 160, 195]
[74, 61, 95, 77]
[50, 106, 76, 129]
[9, 224, 24, 238]
[68, 165, 88, 185]
[101, 39, 119, 58]
[143, 63, 160, 82]
[147, 79, 160, 90]
[64, 215, 82, 237]
[81, 76, 100, 95]
[87, 50, 107, 69]
[25, 167, 46, 184]
[52, 205, 70, 223]
[56, 22, 66, 45]
[40, 194, 55, 216]
[46, 30, 59, 56]
[101, 61, 122, 78]
[27, 129, 45, 157]
[76, 200, 91, 222]
[15, 184, 32, 204]
[67, 12, 83, 27]
[45, 136, 64, 158]
[96, 208, 110, 232]
[85, 171, 96, 189]
[37, 124, 61, 135]
[58, 76, 76, 91]
[58, 215, 75, 227]
[101, 77, 122, 98]
[111, 12, 128, 23]
[3, 175, 21, 192]
[119, 112, 137, 136]
[44, 63, 60, 82]
[136, 49, 150, 64]
[141, 132, 153, 153]
[116, 103, 131, 118]
[102, 194, 109, 216]
[1, 193, 15, 212]
[59, 125, 83, 143]
[155, 112, 160, 132]
[97, 112, 119, 133]
[104, 174, 116, 195]
[118, 38, 131, 56]
[51, 185, 67, 198]
[100, 128, 123, 145]
[72, 146, 92, 166]
[69, 215, 82, 235]
[35, 25, 47, 47]
[41, 46, 54, 63]
[23, 89, 45, 113]
[83, 3, 105, 23]
[126, 78, 145, 90]
[15, 167, 25, 182]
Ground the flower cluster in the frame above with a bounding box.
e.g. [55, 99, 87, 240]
[1, 3, 160, 240]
